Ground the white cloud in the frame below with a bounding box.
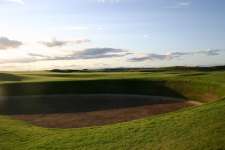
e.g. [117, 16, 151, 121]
[165, 1, 191, 9]
[0, 37, 23, 50]
[0, 48, 129, 65]
[97, 0, 121, 3]
[129, 49, 225, 62]
[28, 48, 129, 61]
[39, 38, 91, 47]
[1, 0, 25, 4]
[178, 1, 191, 7]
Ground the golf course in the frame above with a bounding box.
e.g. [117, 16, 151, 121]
[1, 0, 225, 149]
[0, 67, 225, 150]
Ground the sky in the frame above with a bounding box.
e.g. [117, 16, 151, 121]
[0, 0, 225, 71]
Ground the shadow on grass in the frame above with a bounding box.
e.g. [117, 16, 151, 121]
[0, 95, 185, 115]
[0, 79, 186, 115]
[0, 79, 185, 97]
[0, 73, 24, 81]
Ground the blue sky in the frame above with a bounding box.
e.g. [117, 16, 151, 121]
[0, 0, 225, 70]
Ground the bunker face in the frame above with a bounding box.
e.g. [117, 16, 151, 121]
[0, 94, 196, 128]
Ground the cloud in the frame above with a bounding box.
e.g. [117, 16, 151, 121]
[40, 39, 66, 47]
[0, 37, 23, 50]
[39, 38, 91, 47]
[97, 0, 121, 3]
[2, 47, 224, 65]
[178, 1, 191, 7]
[75, 39, 91, 44]
[129, 54, 169, 62]
[73, 48, 128, 59]
[28, 53, 47, 58]
[0, 48, 128, 64]
[197, 49, 223, 56]
[166, 0, 191, 9]
[27, 48, 129, 62]
[129, 49, 225, 62]
[0, 0, 24, 4]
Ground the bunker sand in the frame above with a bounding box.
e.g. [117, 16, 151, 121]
[4, 94, 201, 128]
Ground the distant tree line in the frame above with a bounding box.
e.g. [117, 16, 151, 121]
[49, 65, 225, 73]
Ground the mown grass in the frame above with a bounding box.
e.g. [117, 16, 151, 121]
[0, 98, 224, 150]
[0, 70, 225, 101]
[0, 70, 225, 149]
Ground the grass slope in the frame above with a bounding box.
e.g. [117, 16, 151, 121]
[0, 71, 225, 101]
[0, 70, 225, 149]
[0, 99, 224, 150]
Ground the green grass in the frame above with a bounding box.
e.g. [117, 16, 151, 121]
[1, 71, 225, 101]
[0, 70, 225, 149]
[0, 98, 224, 150]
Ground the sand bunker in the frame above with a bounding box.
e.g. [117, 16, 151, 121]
[0, 94, 200, 128]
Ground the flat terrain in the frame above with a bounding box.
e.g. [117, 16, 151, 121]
[0, 69, 225, 149]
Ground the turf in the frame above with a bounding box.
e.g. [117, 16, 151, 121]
[0, 70, 225, 149]
[0, 71, 225, 101]
[0, 98, 224, 150]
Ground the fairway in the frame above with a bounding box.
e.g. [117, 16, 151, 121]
[0, 69, 225, 149]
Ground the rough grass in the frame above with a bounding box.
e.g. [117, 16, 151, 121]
[0, 70, 225, 149]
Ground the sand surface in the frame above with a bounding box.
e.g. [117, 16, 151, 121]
[0, 94, 201, 128]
